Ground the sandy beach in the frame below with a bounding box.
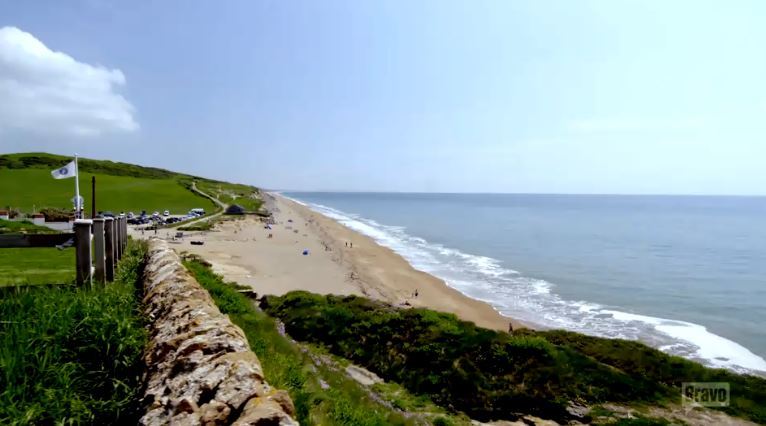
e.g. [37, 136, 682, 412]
[136, 193, 523, 331]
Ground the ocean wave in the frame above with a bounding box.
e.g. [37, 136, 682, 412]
[290, 197, 766, 375]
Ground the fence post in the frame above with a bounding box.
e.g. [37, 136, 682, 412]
[115, 217, 122, 260]
[74, 219, 93, 287]
[104, 217, 115, 281]
[92, 218, 106, 285]
[121, 214, 128, 252]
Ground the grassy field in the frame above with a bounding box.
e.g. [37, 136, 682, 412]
[0, 241, 147, 425]
[0, 248, 74, 286]
[0, 168, 215, 215]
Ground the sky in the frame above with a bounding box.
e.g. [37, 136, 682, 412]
[0, 1, 765, 195]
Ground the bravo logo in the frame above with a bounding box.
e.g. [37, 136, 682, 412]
[682, 382, 729, 408]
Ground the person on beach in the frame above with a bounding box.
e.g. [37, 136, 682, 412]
[414, 289, 418, 297]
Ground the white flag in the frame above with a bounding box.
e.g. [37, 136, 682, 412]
[51, 161, 76, 179]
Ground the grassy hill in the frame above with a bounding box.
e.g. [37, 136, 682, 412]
[0, 153, 257, 215]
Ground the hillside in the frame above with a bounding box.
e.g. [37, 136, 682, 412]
[264, 291, 766, 425]
[0, 152, 258, 215]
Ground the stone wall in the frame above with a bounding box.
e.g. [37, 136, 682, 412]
[140, 239, 298, 425]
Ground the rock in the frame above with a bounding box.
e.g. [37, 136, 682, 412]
[565, 403, 590, 422]
[345, 364, 384, 386]
[139, 239, 298, 425]
[235, 390, 298, 426]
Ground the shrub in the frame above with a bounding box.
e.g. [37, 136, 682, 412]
[263, 292, 766, 424]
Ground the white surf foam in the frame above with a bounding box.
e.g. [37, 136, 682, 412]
[288, 196, 766, 376]
[604, 310, 766, 372]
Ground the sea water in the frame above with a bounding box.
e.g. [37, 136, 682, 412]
[282, 192, 766, 375]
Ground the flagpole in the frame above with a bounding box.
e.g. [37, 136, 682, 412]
[74, 153, 81, 219]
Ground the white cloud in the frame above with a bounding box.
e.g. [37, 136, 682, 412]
[0, 26, 137, 137]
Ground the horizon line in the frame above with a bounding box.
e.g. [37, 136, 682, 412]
[265, 190, 766, 198]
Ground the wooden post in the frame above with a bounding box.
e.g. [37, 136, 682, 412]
[91, 176, 96, 219]
[92, 218, 106, 285]
[115, 216, 122, 260]
[124, 216, 128, 250]
[74, 219, 93, 287]
[120, 214, 127, 252]
[104, 217, 115, 281]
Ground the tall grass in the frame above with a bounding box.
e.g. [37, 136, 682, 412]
[0, 241, 147, 425]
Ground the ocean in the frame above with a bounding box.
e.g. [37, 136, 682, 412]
[282, 192, 766, 376]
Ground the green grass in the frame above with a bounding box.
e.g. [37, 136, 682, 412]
[194, 180, 262, 212]
[0, 219, 60, 234]
[0, 168, 215, 215]
[0, 247, 74, 286]
[184, 257, 440, 425]
[263, 292, 766, 424]
[0, 240, 147, 425]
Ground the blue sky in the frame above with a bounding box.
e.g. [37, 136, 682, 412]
[1, 1, 764, 194]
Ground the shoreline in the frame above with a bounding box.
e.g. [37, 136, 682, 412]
[275, 193, 528, 331]
[164, 192, 526, 332]
[130, 192, 766, 376]
[249, 193, 766, 376]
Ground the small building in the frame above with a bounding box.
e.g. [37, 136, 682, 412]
[0, 210, 8, 220]
[31, 213, 45, 225]
[225, 204, 246, 215]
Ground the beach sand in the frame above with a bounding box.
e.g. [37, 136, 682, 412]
[136, 194, 524, 331]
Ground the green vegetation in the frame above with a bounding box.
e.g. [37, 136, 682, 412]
[184, 257, 462, 425]
[1, 152, 192, 180]
[193, 180, 262, 212]
[0, 240, 147, 425]
[0, 219, 60, 234]
[0, 152, 264, 215]
[517, 329, 766, 423]
[0, 168, 215, 214]
[0, 247, 74, 286]
[177, 220, 216, 231]
[263, 292, 766, 424]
